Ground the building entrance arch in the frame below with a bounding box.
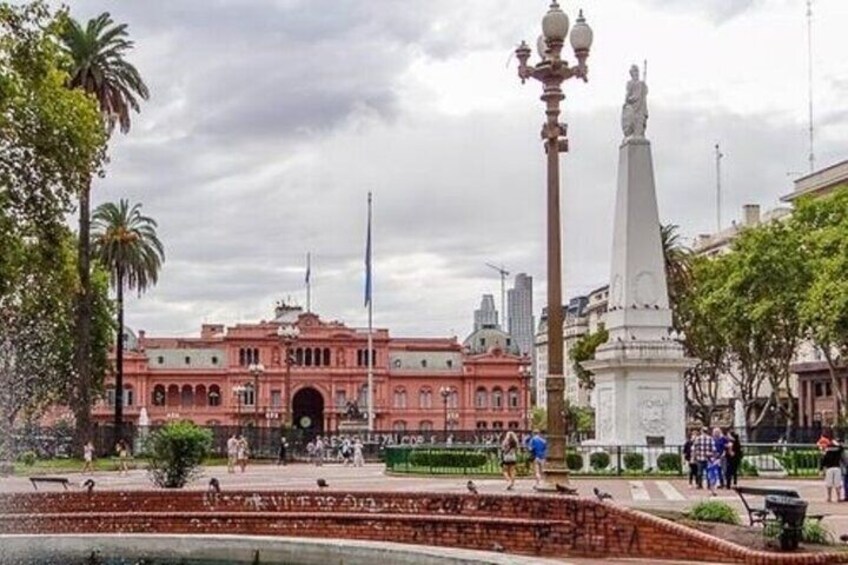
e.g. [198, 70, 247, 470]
[292, 387, 324, 434]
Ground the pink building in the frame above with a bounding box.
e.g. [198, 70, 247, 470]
[93, 305, 531, 434]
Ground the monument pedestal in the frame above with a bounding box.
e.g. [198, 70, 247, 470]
[583, 136, 695, 447]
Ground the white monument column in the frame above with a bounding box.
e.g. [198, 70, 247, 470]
[583, 64, 695, 446]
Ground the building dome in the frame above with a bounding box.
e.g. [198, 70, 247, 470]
[462, 325, 520, 355]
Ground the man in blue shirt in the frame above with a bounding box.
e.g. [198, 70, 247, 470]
[713, 428, 728, 489]
[527, 429, 547, 489]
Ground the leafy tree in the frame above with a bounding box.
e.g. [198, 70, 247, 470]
[794, 187, 848, 423]
[92, 199, 164, 440]
[59, 10, 148, 447]
[568, 326, 608, 390]
[0, 2, 107, 454]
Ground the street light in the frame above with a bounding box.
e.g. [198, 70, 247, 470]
[515, 1, 593, 473]
[276, 325, 300, 428]
[439, 386, 452, 442]
[233, 384, 247, 434]
[248, 363, 265, 425]
[519, 363, 534, 431]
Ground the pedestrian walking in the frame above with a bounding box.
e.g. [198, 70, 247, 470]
[726, 431, 743, 488]
[500, 431, 519, 491]
[821, 438, 844, 503]
[116, 440, 130, 476]
[527, 429, 547, 489]
[353, 439, 365, 467]
[277, 435, 288, 466]
[237, 435, 249, 473]
[313, 436, 325, 466]
[712, 427, 728, 488]
[82, 441, 95, 474]
[683, 431, 697, 488]
[692, 427, 715, 490]
[226, 433, 238, 474]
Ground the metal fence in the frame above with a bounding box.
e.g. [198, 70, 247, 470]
[385, 442, 830, 478]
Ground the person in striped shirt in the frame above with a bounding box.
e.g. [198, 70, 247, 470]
[691, 427, 716, 490]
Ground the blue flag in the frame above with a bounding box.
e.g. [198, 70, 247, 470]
[364, 192, 372, 307]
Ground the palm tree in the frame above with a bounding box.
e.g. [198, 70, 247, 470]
[61, 13, 149, 444]
[92, 200, 164, 440]
[660, 223, 693, 326]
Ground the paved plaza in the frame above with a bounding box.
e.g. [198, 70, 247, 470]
[5, 462, 848, 538]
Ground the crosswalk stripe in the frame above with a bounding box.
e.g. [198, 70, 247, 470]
[629, 480, 651, 501]
[656, 480, 686, 501]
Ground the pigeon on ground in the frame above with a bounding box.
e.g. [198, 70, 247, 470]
[555, 483, 578, 496]
[840, 534, 848, 544]
[466, 480, 479, 495]
[209, 477, 221, 493]
[317, 478, 328, 489]
[82, 478, 95, 494]
[593, 487, 612, 501]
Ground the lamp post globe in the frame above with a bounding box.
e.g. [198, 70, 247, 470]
[542, 1, 569, 41]
[569, 10, 593, 51]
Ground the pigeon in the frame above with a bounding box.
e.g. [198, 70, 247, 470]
[555, 483, 578, 496]
[840, 533, 848, 544]
[593, 487, 612, 501]
[466, 480, 479, 495]
[317, 478, 328, 489]
[82, 478, 95, 494]
[209, 477, 221, 493]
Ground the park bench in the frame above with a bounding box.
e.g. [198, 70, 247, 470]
[734, 486, 823, 526]
[29, 476, 70, 491]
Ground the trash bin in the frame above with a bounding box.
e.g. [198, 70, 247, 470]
[765, 495, 808, 551]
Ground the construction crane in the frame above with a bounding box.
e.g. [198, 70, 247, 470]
[485, 263, 509, 330]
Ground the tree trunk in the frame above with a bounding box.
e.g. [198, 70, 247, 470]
[823, 347, 846, 424]
[73, 179, 93, 452]
[114, 268, 124, 443]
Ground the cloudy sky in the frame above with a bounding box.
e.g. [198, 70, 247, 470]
[67, 0, 848, 340]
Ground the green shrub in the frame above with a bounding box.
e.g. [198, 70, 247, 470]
[18, 451, 36, 466]
[802, 520, 833, 545]
[407, 450, 488, 469]
[589, 451, 610, 471]
[145, 421, 212, 488]
[689, 501, 740, 525]
[623, 452, 645, 471]
[740, 458, 759, 477]
[565, 452, 584, 471]
[657, 452, 682, 472]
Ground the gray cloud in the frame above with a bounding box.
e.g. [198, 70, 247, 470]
[641, 0, 761, 24]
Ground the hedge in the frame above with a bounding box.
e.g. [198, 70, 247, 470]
[656, 452, 682, 472]
[589, 451, 611, 471]
[565, 452, 584, 470]
[623, 452, 645, 471]
[407, 450, 488, 469]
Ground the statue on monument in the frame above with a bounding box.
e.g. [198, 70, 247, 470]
[621, 64, 648, 139]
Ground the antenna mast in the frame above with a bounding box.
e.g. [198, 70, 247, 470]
[715, 144, 723, 232]
[807, 0, 815, 173]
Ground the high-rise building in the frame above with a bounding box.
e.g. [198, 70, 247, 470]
[507, 273, 534, 357]
[473, 294, 499, 331]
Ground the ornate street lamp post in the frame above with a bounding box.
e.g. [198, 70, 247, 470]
[276, 325, 300, 428]
[248, 363, 265, 425]
[439, 386, 451, 442]
[233, 384, 246, 434]
[515, 1, 593, 477]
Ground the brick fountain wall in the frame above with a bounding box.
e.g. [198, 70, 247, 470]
[1, 490, 847, 564]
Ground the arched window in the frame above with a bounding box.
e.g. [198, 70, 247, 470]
[448, 390, 459, 409]
[243, 383, 255, 406]
[105, 385, 116, 407]
[313, 347, 321, 367]
[239, 348, 246, 366]
[358, 384, 368, 407]
[393, 387, 407, 409]
[195, 385, 207, 407]
[357, 350, 363, 367]
[305, 348, 313, 366]
[323, 348, 331, 366]
[295, 348, 303, 365]
[492, 387, 503, 410]
[475, 387, 488, 409]
[152, 385, 166, 407]
[392, 420, 407, 432]
[180, 385, 194, 408]
[508, 387, 520, 410]
[167, 385, 180, 406]
[420, 420, 433, 432]
[208, 385, 221, 407]
[418, 387, 432, 409]
[123, 385, 134, 407]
